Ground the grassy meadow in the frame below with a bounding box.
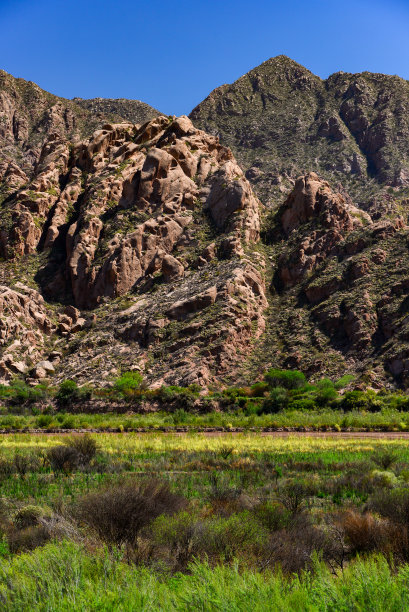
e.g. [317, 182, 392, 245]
[2, 432, 409, 609]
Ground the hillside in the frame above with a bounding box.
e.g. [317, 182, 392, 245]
[190, 56, 409, 213]
[0, 114, 266, 387]
[0, 70, 160, 189]
[2, 59, 409, 389]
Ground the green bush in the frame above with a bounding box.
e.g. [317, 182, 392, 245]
[335, 374, 355, 390]
[56, 380, 91, 407]
[313, 378, 338, 406]
[157, 385, 199, 408]
[113, 372, 143, 400]
[66, 435, 98, 465]
[264, 369, 306, 390]
[287, 398, 317, 411]
[261, 386, 288, 413]
[8, 380, 48, 406]
[36, 414, 53, 428]
[340, 391, 382, 412]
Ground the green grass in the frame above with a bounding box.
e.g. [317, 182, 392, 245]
[1, 541, 409, 611]
[1, 432, 409, 505]
[1, 407, 409, 432]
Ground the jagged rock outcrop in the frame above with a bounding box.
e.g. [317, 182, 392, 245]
[277, 173, 371, 287]
[0, 114, 267, 386]
[1, 115, 262, 310]
[243, 172, 409, 388]
[0, 283, 56, 380]
[0, 69, 160, 183]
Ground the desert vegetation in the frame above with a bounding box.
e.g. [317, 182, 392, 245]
[1, 369, 409, 433]
[1, 433, 409, 608]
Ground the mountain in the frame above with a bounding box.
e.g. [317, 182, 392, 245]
[2, 60, 409, 390]
[73, 97, 162, 125]
[190, 56, 409, 214]
[0, 114, 266, 387]
[0, 70, 160, 191]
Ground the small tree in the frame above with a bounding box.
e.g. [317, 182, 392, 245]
[264, 369, 306, 390]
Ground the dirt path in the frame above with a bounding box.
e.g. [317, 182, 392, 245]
[2, 428, 409, 438]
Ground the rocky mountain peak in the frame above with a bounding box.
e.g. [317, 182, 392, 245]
[190, 57, 409, 207]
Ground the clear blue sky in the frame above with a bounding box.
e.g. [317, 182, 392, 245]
[1, 0, 409, 115]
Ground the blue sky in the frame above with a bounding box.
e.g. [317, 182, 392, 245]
[1, 0, 409, 115]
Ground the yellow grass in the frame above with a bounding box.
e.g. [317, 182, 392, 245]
[1, 432, 408, 457]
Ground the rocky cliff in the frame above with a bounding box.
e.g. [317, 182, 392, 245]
[3, 58, 409, 390]
[0, 114, 267, 387]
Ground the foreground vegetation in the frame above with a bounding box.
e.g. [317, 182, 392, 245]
[2, 543, 409, 611]
[2, 433, 409, 608]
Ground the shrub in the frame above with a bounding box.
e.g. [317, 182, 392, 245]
[8, 380, 48, 406]
[151, 511, 206, 569]
[66, 435, 98, 466]
[7, 525, 50, 554]
[372, 450, 397, 470]
[77, 479, 185, 547]
[249, 382, 269, 397]
[113, 372, 144, 400]
[252, 501, 291, 532]
[264, 369, 306, 390]
[287, 398, 316, 411]
[56, 380, 91, 407]
[266, 514, 342, 574]
[13, 453, 40, 479]
[47, 445, 79, 473]
[36, 414, 53, 428]
[172, 408, 189, 425]
[209, 486, 253, 516]
[371, 470, 398, 488]
[334, 374, 355, 390]
[277, 482, 310, 516]
[204, 512, 268, 562]
[261, 387, 288, 413]
[314, 378, 338, 406]
[14, 505, 47, 530]
[0, 458, 14, 480]
[340, 391, 382, 412]
[336, 510, 397, 555]
[158, 385, 199, 408]
[370, 488, 409, 529]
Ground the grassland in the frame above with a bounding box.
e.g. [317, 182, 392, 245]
[2, 407, 409, 433]
[2, 433, 409, 609]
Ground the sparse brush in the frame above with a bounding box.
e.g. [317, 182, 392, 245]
[66, 434, 98, 465]
[77, 479, 186, 548]
[46, 445, 79, 473]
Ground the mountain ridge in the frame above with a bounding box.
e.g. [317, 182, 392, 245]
[2, 58, 409, 388]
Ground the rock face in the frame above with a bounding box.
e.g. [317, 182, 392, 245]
[246, 172, 409, 388]
[3, 62, 409, 390]
[0, 70, 160, 183]
[277, 173, 371, 287]
[190, 55, 409, 209]
[0, 114, 267, 386]
[0, 283, 56, 380]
